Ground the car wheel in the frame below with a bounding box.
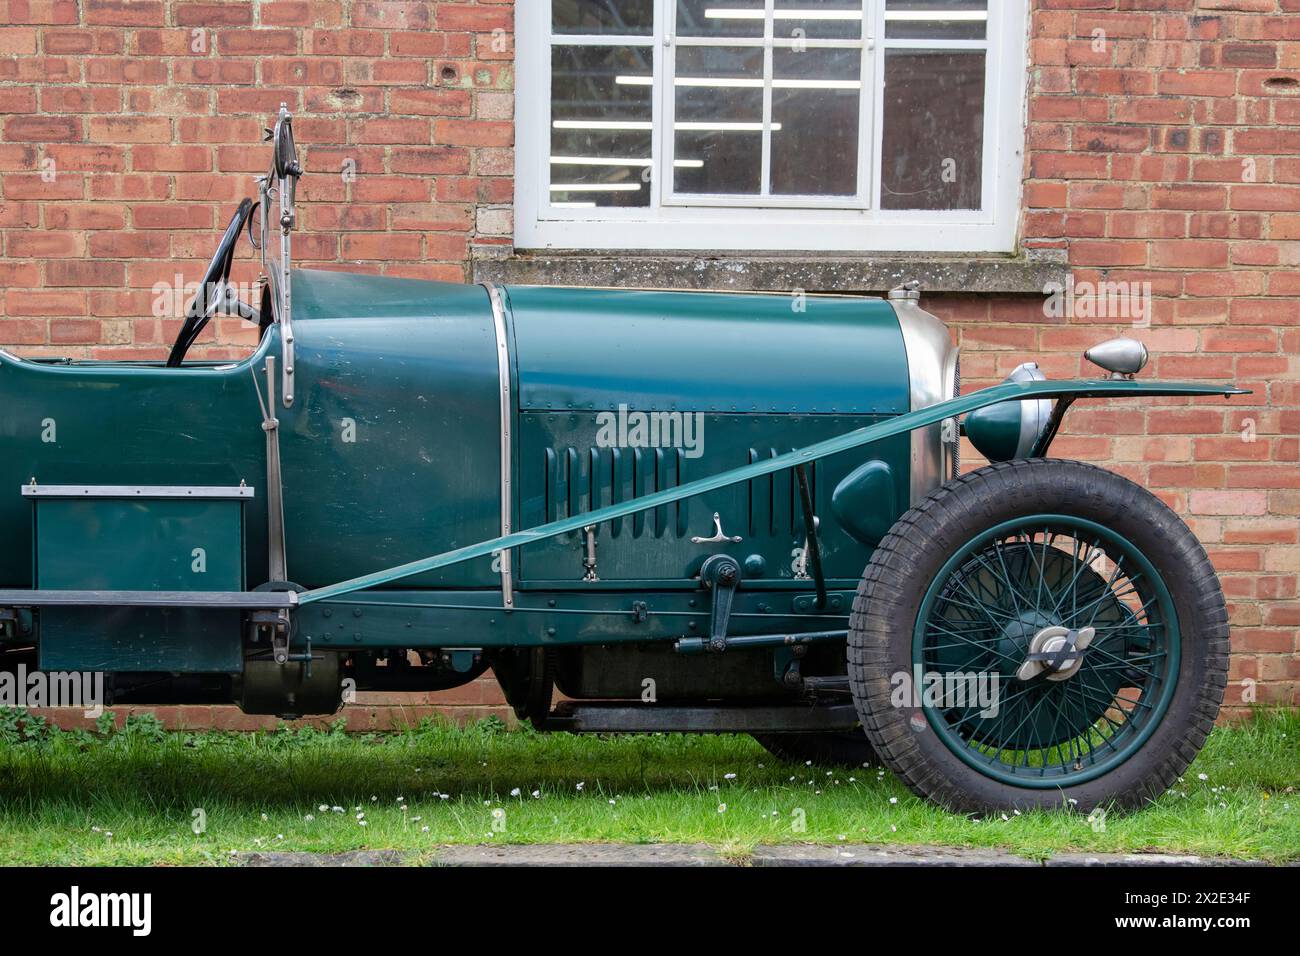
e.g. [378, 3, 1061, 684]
[848, 459, 1229, 814]
[751, 731, 879, 768]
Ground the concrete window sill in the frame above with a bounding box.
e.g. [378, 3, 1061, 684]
[471, 249, 1066, 296]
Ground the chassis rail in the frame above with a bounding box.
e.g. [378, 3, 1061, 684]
[546, 701, 860, 734]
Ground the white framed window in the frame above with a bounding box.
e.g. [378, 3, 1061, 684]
[515, 0, 1029, 252]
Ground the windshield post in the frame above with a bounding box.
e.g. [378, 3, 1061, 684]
[260, 104, 301, 408]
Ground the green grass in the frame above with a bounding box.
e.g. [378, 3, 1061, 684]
[0, 708, 1296, 865]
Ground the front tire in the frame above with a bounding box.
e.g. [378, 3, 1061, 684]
[848, 459, 1229, 813]
[751, 731, 879, 768]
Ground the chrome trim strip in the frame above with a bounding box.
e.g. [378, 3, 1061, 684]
[0, 589, 292, 609]
[276, 187, 295, 408]
[260, 106, 296, 409]
[891, 299, 960, 505]
[22, 485, 254, 499]
[483, 282, 515, 608]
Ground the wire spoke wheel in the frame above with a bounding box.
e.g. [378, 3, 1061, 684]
[847, 460, 1229, 814]
[916, 516, 1178, 788]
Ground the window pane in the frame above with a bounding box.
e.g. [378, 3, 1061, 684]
[553, 0, 655, 36]
[551, 45, 654, 207]
[880, 50, 984, 210]
[673, 45, 764, 195]
[775, 1, 864, 42]
[677, 0, 765, 39]
[885, 0, 987, 42]
[771, 48, 861, 195]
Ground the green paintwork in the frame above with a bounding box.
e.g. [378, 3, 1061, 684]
[33, 496, 244, 592]
[278, 270, 502, 589]
[505, 286, 909, 416]
[515, 413, 908, 588]
[831, 459, 898, 546]
[32, 491, 246, 672]
[302, 377, 1245, 605]
[504, 285, 912, 588]
[964, 400, 1026, 462]
[0, 342, 273, 590]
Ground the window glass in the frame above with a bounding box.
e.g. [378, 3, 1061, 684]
[880, 50, 985, 210]
[676, 0, 766, 39]
[771, 48, 861, 196]
[550, 44, 655, 207]
[673, 45, 765, 195]
[884, 0, 988, 41]
[776, 1, 864, 42]
[553, 0, 655, 35]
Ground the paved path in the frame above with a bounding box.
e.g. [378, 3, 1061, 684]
[236, 844, 1277, 867]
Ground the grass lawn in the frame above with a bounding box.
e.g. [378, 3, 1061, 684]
[0, 708, 1296, 866]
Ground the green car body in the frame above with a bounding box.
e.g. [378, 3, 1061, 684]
[0, 270, 921, 678]
[0, 113, 1248, 812]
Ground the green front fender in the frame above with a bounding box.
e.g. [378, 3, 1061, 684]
[301, 378, 1248, 604]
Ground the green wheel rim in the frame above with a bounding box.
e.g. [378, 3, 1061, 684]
[912, 514, 1180, 789]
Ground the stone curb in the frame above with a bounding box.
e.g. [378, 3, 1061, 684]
[236, 844, 1284, 867]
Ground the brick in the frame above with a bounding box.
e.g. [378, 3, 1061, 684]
[435, 4, 511, 32]
[44, 203, 127, 230]
[350, 118, 431, 144]
[217, 29, 299, 56]
[341, 234, 422, 260]
[133, 205, 214, 229]
[46, 260, 126, 287]
[435, 119, 513, 147]
[88, 115, 171, 142]
[1151, 185, 1227, 210]
[175, 2, 254, 25]
[0, 1, 79, 25]
[1069, 240, 1147, 267]
[352, 2, 432, 29]
[1158, 70, 1237, 97]
[4, 115, 81, 141]
[2, 173, 85, 200]
[391, 88, 473, 116]
[1190, 491, 1267, 516]
[84, 1, 164, 26]
[1151, 240, 1230, 268]
[5, 289, 86, 315]
[85, 57, 168, 84]
[1233, 186, 1300, 211]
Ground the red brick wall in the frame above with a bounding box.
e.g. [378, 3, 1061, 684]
[0, 0, 1296, 728]
[0, 0, 514, 362]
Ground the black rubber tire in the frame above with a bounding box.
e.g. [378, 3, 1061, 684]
[751, 731, 879, 768]
[847, 459, 1229, 814]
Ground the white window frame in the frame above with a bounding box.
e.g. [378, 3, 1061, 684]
[515, 0, 1029, 253]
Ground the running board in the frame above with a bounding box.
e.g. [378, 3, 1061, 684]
[545, 701, 860, 734]
[0, 590, 296, 609]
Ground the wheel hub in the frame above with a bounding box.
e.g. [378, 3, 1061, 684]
[1016, 625, 1096, 682]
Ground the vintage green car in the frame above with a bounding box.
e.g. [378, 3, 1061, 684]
[0, 111, 1244, 813]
